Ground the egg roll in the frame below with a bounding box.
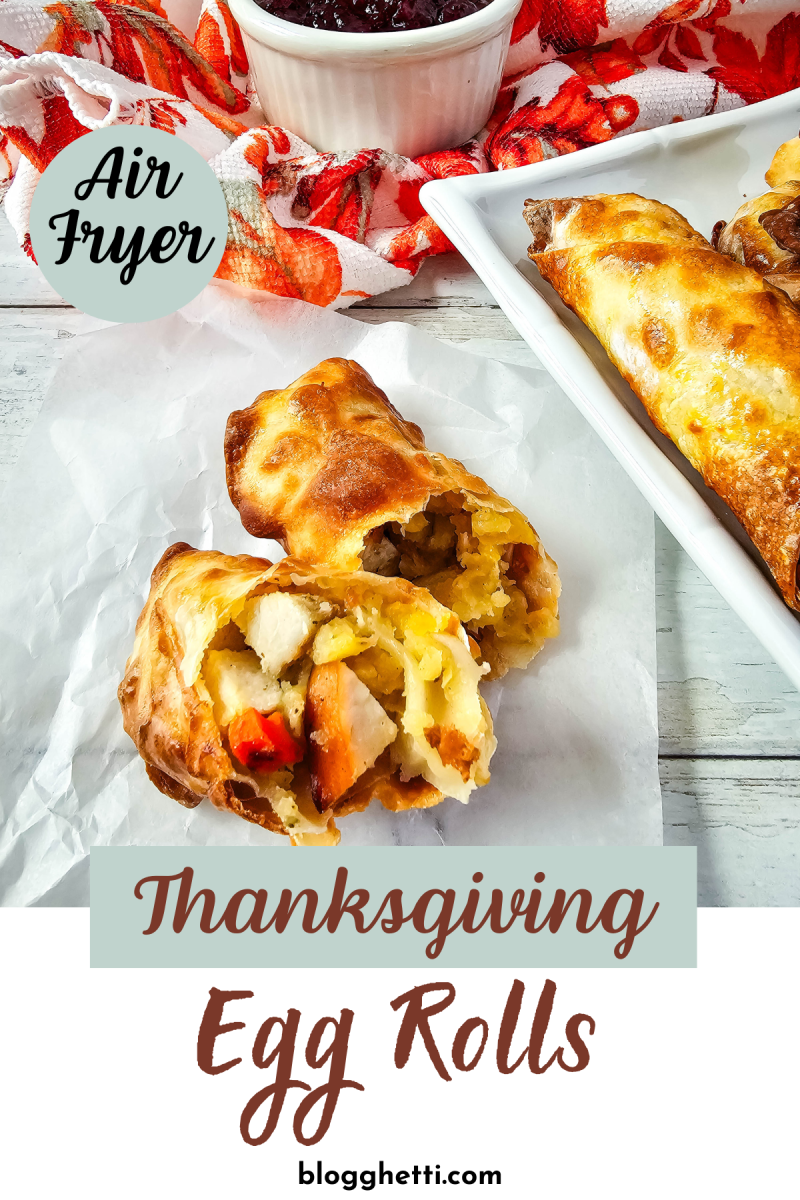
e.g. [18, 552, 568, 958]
[523, 192, 800, 609]
[225, 358, 560, 679]
[765, 134, 800, 189]
[715, 183, 800, 305]
[119, 543, 496, 846]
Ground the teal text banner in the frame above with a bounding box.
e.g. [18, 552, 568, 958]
[90, 846, 696, 969]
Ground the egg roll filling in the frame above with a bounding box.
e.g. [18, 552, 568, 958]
[359, 491, 559, 669]
[760, 195, 800, 255]
[194, 580, 494, 842]
[714, 182, 800, 305]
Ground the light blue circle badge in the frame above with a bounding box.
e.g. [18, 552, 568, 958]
[30, 126, 228, 323]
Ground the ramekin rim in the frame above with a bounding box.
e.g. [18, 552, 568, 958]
[228, 0, 521, 56]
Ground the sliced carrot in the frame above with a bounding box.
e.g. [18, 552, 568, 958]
[228, 708, 302, 773]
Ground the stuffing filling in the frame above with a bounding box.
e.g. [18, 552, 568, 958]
[196, 585, 493, 844]
[359, 492, 557, 666]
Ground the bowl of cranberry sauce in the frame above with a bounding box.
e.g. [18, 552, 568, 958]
[228, 0, 522, 158]
[255, 0, 495, 33]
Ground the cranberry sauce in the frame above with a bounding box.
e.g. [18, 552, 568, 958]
[254, 0, 494, 33]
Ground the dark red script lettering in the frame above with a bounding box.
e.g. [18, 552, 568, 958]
[135, 867, 659, 961]
[391, 979, 594, 1081]
[197, 989, 364, 1146]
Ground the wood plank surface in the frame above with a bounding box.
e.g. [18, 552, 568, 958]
[0, 219, 67, 307]
[662, 759, 800, 906]
[0, 308, 84, 482]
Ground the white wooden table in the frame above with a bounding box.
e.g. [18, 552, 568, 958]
[2, 216, 798, 905]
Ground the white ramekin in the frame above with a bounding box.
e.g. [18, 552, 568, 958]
[228, 0, 522, 159]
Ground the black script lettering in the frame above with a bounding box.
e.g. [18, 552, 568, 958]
[49, 209, 81, 265]
[72, 220, 157, 285]
[391, 981, 456, 1082]
[149, 225, 180, 263]
[197, 987, 253, 1074]
[75, 146, 184, 201]
[177, 220, 215, 264]
[49, 218, 215, 285]
[147, 153, 183, 199]
[75, 147, 124, 200]
[100, 224, 148, 285]
[124, 149, 144, 199]
[79, 219, 112, 263]
[125, 151, 183, 199]
[145, 221, 212, 270]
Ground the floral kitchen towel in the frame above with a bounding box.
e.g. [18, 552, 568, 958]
[1, 0, 799, 307]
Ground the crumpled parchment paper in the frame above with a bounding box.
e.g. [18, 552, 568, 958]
[0, 289, 660, 905]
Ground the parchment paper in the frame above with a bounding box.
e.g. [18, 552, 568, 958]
[0, 289, 660, 906]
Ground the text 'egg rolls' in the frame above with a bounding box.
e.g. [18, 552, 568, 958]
[224, 358, 560, 679]
[523, 193, 800, 610]
[119, 544, 496, 846]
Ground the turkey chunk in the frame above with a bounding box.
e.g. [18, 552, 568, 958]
[305, 661, 397, 812]
[236, 591, 328, 676]
[203, 649, 282, 727]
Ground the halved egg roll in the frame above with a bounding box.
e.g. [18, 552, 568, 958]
[715, 182, 800, 305]
[224, 358, 560, 678]
[523, 192, 800, 610]
[119, 543, 496, 846]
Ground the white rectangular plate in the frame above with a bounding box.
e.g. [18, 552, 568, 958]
[421, 88, 800, 692]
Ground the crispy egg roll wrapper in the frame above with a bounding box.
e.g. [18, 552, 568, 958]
[119, 544, 496, 845]
[225, 358, 560, 679]
[524, 193, 800, 609]
[765, 135, 800, 189]
[716, 181, 800, 305]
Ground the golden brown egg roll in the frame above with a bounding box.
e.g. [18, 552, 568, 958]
[765, 134, 800, 188]
[523, 192, 800, 610]
[225, 358, 560, 679]
[119, 543, 496, 846]
[715, 182, 800, 305]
